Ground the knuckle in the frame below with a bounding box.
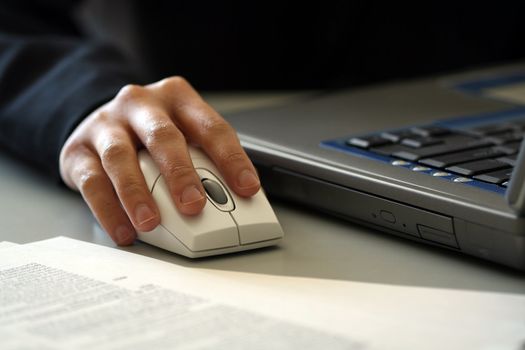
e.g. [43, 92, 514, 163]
[116, 84, 146, 102]
[60, 144, 92, 184]
[60, 140, 84, 161]
[201, 119, 233, 139]
[91, 109, 111, 124]
[88, 109, 120, 128]
[159, 76, 189, 90]
[116, 179, 144, 197]
[100, 142, 130, 165]
[59, 141, 91, 169]
[145, 121, 180, 145]
[77, 170, 106, 196]
[164, 162, 194, 179]
[220, 151, 246, 164]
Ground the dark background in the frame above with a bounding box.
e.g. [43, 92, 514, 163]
[1, 0, 525, 177]
[16, 0, 524, 90]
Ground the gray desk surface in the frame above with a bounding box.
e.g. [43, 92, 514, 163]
[1, 92, 524, 296]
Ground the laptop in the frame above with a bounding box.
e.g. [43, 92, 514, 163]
[224, 63, 525, 270]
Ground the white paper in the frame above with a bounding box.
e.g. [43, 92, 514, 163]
[0, 237, 524, 350]
[0, 238, 361, 350]
[0, 241, 18, 249]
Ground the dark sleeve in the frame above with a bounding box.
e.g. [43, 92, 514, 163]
[0, 1, 141, 179]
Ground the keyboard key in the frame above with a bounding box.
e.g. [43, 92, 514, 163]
[493, 141, 522, 155]
[473, 168, 514, 184]
[506, 119, 525, 131]
[346, 135, 391, 148]
[419, 147, 505, 168]
[453, 177, 473, 183]
[463, 124, 514, 137]
[446, 159, 510, 176]
[497, 155, 518, 166]
[380, 129, 416, 142]
[410, 126, 451, 137]
[484, 132, 524, 145]
[371, 144, 410, 156]
[392, 136, 490, 161]
[391, 160, 411, 166]
[432, 171, 451, 177]
[411, 165, 431, 172]
[401, 137, 443, 148]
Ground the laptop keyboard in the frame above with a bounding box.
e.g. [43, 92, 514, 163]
[324, 117, 525, 192]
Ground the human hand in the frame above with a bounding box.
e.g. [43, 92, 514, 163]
[59, 77, 260, 246]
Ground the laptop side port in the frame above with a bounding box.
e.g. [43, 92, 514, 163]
[258, 164, 459, 250]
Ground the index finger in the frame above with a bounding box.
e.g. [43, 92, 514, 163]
[149, 77, 261, 197]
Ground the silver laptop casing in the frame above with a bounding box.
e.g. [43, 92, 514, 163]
[225, 64, 525, 270]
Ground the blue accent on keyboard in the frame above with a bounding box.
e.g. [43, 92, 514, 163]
[320, 108, 525, 196]
[320, 140, 507, 195]
[436, 107, 525, 129]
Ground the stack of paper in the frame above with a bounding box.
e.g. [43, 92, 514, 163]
[0, 237, 523, 350]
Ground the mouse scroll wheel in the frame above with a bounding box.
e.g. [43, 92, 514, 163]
[201, 178, 229, 205]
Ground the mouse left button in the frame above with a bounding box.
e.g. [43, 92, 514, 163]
[138, 150, 161, 191]
[151, 176, 240, 252]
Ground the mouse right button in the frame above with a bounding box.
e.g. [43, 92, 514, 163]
[231, 190, 284, 245]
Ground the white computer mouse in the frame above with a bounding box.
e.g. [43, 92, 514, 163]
[137, 146, 284, 258]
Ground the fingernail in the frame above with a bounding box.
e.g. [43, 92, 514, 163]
[181, 185, 205, 205]
[115, 225, 133, 244]
[237, 169, 259, 189]
[135, 203, 156, 226]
